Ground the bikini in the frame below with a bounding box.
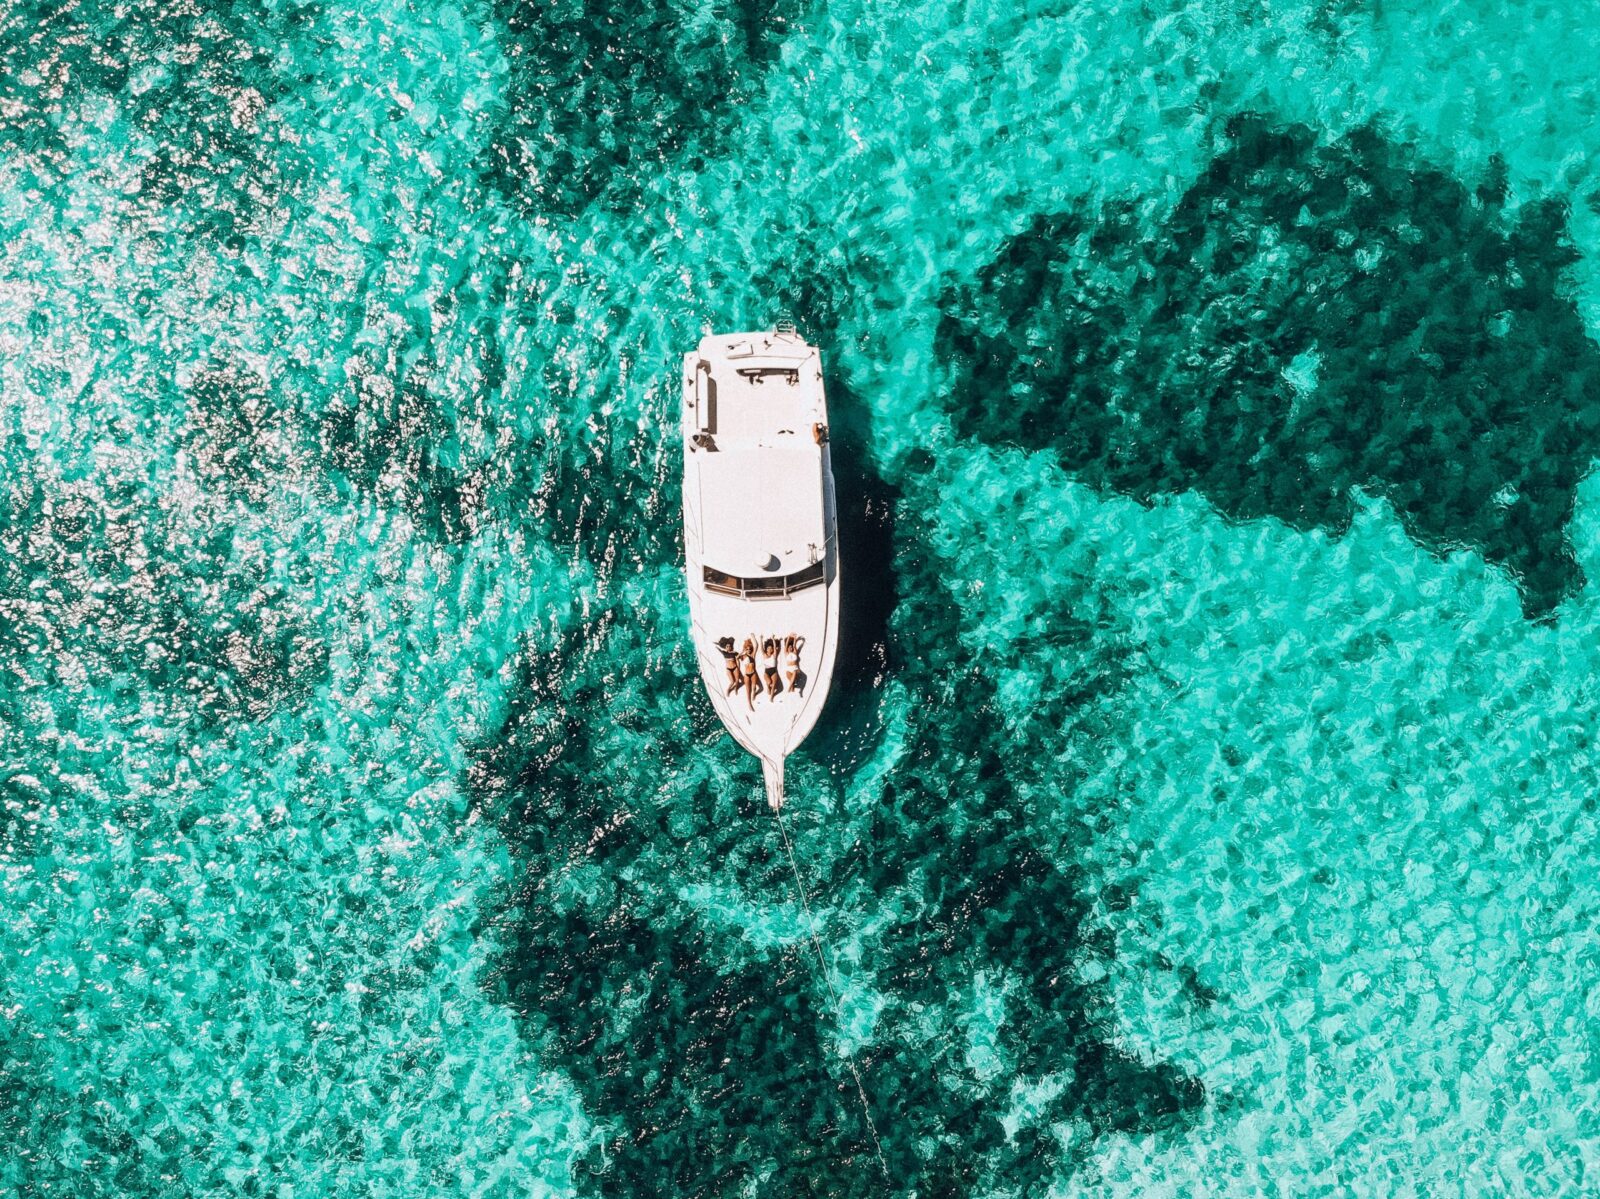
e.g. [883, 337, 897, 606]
[784, 638, 803, 693]
[718, 645, 741, 690]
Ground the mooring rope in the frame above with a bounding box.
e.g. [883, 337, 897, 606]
[772, 803, 892, 1183]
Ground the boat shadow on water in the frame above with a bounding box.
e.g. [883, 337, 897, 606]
[804, 361, 904, 778]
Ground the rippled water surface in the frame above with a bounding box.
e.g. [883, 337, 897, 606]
[6, 0, 1600, 1194]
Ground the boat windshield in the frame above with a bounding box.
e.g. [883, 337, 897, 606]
[703, 561, 825, 599]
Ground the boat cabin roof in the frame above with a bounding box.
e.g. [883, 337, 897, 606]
[694, 446, 827, 577]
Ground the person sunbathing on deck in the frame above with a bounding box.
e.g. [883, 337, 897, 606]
[783, 634, 806, 696]
[762, 637, 783, 698]
[739, 637, 762, 710]
[716, 636, 741, 696]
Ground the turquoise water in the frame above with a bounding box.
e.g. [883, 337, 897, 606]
[5, 0, 1600, 1193]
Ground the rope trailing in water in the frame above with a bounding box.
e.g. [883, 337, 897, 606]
[771, 803, 892, 1183]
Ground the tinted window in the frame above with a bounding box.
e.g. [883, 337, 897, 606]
[702, 560, 827, 597]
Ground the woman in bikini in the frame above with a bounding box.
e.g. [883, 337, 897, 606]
[783, 634, 806, 696]
[716, 636, 741, 696]
[739, 637, 762, 710]
[761, 637, 783, 699]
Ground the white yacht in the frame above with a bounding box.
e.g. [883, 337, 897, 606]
[681, 329, 840, 809]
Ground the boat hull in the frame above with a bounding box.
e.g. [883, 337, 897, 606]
[681, 331, 840, 807]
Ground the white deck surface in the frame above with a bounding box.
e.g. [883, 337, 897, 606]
[694, 448, 826, 575]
